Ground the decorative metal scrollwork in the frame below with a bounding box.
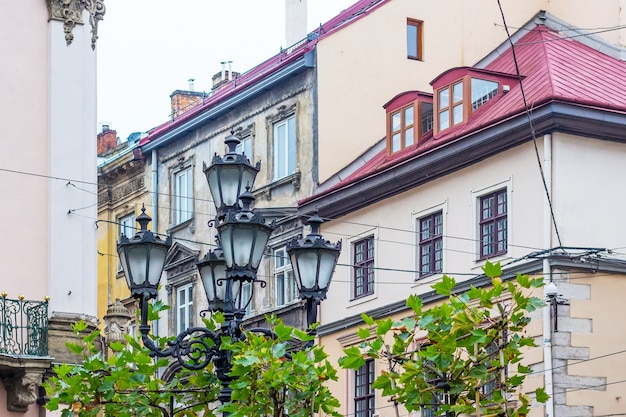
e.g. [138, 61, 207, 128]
[46, 0, 106, 50]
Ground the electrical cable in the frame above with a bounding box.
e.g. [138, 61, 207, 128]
[496, 0, 564, 249]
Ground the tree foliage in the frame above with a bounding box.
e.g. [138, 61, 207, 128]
[45, 303, 340, 417]
[338, 261, 548, 417]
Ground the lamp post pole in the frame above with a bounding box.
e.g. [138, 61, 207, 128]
[117, 133, 341, 409]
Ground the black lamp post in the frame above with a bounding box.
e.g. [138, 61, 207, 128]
[117, 133, 340, 408]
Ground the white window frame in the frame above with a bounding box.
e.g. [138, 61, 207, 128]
[119, 212, 136, 238]
[274, 247, 296, 307]
[235, 135, 252, 159]
[118, 212, 136, 271]
[176, 284, 193, 334]
[173, 167, 193, 225]
[471, 178, 513, 264]
[412, 201, 447, 282]
[273, 115, 297, 180]
[241, 281, 252, 315]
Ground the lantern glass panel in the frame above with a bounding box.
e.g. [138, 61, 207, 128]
[118, 248, 131, 289]
[232, 227, 254, 267]
[219, 166, 242, 207]
[317, 251, 338, 291]
[127, 246, 149, 286]
[148, 245, 168, 286]
[251, 228, 271, 268]
[295, 251, 318, 290]
[206, 168, 222, 208]
[220, 228, 234, 267]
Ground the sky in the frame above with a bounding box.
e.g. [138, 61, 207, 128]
[97, 0, 356, 142]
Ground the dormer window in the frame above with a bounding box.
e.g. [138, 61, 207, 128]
[431, 67, 516, 135]
[438, 81, 464, 130]
[384, 91, 433, 155]
[471, 78, 499, 111]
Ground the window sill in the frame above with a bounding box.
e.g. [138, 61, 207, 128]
[167, 218, 194, 234]
[348, 292, 377, 307]
[472, 253, 512, 269]
[254, 172, 301, 201]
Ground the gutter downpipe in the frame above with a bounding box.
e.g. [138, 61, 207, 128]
[542, 133, 555, 417]
[152, 149, 158, 231]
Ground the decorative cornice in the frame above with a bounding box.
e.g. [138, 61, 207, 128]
[46, 0, 106, 50]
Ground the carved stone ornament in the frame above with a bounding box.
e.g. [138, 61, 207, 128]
[46, 0, 106, 50]
[3, 371, 44, 412]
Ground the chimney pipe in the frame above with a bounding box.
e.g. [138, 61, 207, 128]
[188, 78, 195, 91]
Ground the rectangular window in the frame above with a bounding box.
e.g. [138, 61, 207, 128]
[241, 282, 252, 315]
[353, 236, 375, 299]
[176, 284, 193, 334]
[471, 78, 499, 111]
[421, 359, 445, 417]
[479, 188, 507, 259]
[354, 360, 375, 417]
[407, 19, 423, 60]
[274, 247, 296, 306]
[419, 211, 443, 277]
[118, 212, 136, 271]
[119, 212, 136, 238]
[481, 341, 501, 400]
[273, 115, 296, 180]
[389, 104, 416, 153]
[174, 167, 193, 224]
[235, 136, 252, 159]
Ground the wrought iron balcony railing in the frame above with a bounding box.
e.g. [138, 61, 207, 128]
[0, 296, 48, 356]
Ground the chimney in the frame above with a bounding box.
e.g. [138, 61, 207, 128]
[97, 125, 119, 156]
[211, 61, 240, 93]
[170, 83, 206, 119]
[285, 0, 307, 46]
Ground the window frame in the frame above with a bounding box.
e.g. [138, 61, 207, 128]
[352, 236, 375, 300]
[354, 359, 375, 417]
[117, 212, 136, 272]
[173, 166, 193, 225]
[478, 188, 508, 260]
[435, 75, 501, 133]
[418, 210, 443, 278]
[176, 284, 193, 334]
[272, 114, 297, 180]
[235, 135, 253, 159]
[407, 18, 423, 61]
[273, 247, 297, 307]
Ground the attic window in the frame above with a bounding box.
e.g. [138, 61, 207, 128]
[436, 77, 499, 133]
[386, 96, 433, 154]
[471, 78, 498, 111]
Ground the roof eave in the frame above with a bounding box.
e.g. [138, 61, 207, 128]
[301, 102, 626, 219]
[141, 53, 314, 153]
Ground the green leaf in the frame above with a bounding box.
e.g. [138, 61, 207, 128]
[376, 318, 393, 336]
[361, 313, 375, 326]
[65, 342, 84, 355]
[432, 275, 456, 296]
[535, 387, 550, 403]
[482, 260, 502, 278]
[357, 327, 371, 340]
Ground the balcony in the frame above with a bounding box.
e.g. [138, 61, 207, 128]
[0, 296, 48, 357]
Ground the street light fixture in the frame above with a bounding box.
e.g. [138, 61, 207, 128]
[117, 133, 341, 407]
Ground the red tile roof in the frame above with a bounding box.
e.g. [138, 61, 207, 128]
[318, 25, 626, 193]
[139, 0, 389, 147]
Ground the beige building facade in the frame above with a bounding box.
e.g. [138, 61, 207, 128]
[301, 8, 626, 417]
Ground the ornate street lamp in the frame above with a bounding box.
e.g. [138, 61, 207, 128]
[117, 206, 171, 301]
[117, 133, 340, 409]
[203, 133, 260, 217]
[287, 211, 341, 327]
